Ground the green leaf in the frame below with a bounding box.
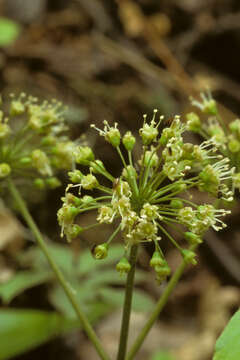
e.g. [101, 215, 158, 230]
[99, 288, 155, 312]
[0, 309, 79, 360]
[0, 17, 20, 47]
[151, 350, 176, 360]
[0, 271, 52, 304]
[213, 309, 240, 360]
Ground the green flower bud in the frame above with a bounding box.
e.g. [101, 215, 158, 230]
[139, 124, 158, 145]
[45, 177, 61, 189]
[41, 135, 57, 146]
[68, 170, 83, 183]
[184, 232, 202, 245]
[81, 195, 94, 204]
[233, 172, 240, 190]
[19, 157, 32, 165]
[116, 257, 131, 275]
[122, 165, 138, 180]
[65, 206, 79, 221]
[181, 249, 197, 265]
[106, 128, 121, 147]
[150, 251, 165, 268]
[0, 163, 11, 178]
[93, 243, 108, 260]
[203, 99, 217, 115]
[142, 150, 159, 167]
[90, 160, 106, 174]
[75, 146, 95, 165]
[0, 123, 11, 138]
[123, 131, 136, 151]
[32, 149, 52, 176]
[154, 264, 171, 277]
[34, 178, 45, 189]
[10, 100, 25, 116]
[228, 138, 240, 153]
[170, 199, 183, 209]
[68, 224, 84, 239]
[229, 119, 240, 136]
[186, 112, 201, 132]
[81, 174, 99, 190]
[174, 182, 187, 192]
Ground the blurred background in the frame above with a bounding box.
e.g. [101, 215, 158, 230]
[0, 1, 240, 360]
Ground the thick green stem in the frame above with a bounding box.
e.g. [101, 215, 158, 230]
[126, 245, 197, 360]
[7, 179, 110, 360]
[117, 245, 138, 360]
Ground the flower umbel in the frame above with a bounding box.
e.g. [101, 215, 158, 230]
[0, 93, 83, 191]
[58, 110, 232, 283]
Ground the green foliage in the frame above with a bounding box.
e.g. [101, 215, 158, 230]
[0, 271, 52, 303]
[150, 350, 176, 360]
[0, 309, 79, 360]
[0, 243, 153, 317]
[0, 17, 20, 47]
[213, 309, 240, 360]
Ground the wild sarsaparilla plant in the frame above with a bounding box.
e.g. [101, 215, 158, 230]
[58, 109, 234, 359]
[0, 94, 110, 360]
[0, 92, 235, 360]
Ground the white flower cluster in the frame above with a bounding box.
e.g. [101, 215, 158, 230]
[178, 205, 231, 234]
[0, 93, 82, 190]
[97, 180, 161, 246]
[58, 108, 233, 280]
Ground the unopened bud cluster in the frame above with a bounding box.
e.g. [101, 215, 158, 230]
[0, 93, 84, 190]
[58, 110, 232, 283]
[189, 91, 240, 193]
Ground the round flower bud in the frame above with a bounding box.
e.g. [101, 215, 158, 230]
[65, 206, 79, 222]
[184, 232, 202, 245]
[142, 150, 159, 167]
[228, 138, 240, 153]
[233, 172, 240, 190]
[150, 251, 165, 268]
[45, 177, 61, 189]
[19, 157, 32, 165]
[170, 199, 183, 209]
[154, 264, 171, 277]
[181, 249, 197, 265]
[41, 135, 57, 146]
[123, 131, 136, 151]
[229, 119, 240, 136]
[93, 243, 108, 260]
[75, 146, 95, 165]
[10, 100, 25, 116]
[116, 257, 131, 275]
[122, 165, 138, 180]
[202, 99, 217, 115]
[90, 160, 106, 174]
[81, 174, 99, 190]
[33, 178, 45, 189]
[81, 195, 95, 204]
[186, 112, 201, 132]
[139, 124, 158, 145]
[106, 128, 121, 147]
[32, 149, 52, 176]
[68, 170, 83, 183]
[0, 123, 11, 139]
[68, 224, 84, 239]
[0, 163, 11, 178]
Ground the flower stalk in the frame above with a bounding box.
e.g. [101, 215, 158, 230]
[126, 244, 198, 360]
[7, 178, 110, 360]
[117, 244, 138, 360]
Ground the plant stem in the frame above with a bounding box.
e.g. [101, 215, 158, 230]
[7, 179, 110, 360]
[117, 245, 138, 360]
[126, 244, 197, 360]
